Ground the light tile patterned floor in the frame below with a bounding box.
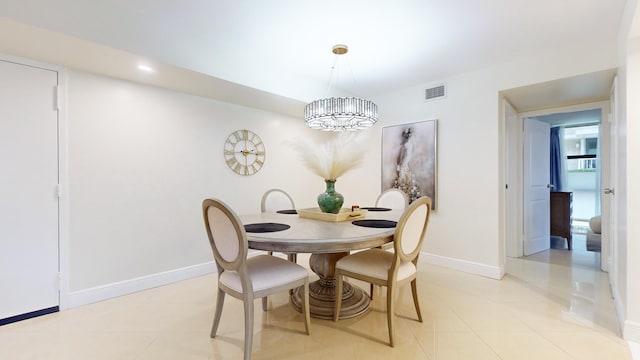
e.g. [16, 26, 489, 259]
[0, 235, 636, 359]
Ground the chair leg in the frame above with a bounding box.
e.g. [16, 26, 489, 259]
[386, 283, 396, 347]
[410, 279, 423, 322]
[211, 288, 225, 338]
[303, 280, 311, 335]
[334, 272, 344, 322]
[243, 295, 254, 360]
[370, 283, 374, 299]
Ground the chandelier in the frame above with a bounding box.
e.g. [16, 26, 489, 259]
[304, 45, 378, 131]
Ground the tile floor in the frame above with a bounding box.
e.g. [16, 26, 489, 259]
[0, 234, 636, 359]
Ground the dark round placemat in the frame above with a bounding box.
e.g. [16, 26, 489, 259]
[244, 222, 291, 233]
[276, 209, 298, 214]
[351, 219, 398, 228]
[360, 207, 392, 212]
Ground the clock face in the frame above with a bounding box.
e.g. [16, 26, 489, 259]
[224, 129, 266, 176]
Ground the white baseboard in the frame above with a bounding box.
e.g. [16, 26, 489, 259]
[67, 261, 217, 308]
[64, 251, 503, 308]
[625, 320, 640, 343]
[611, 283, 640, 344]
[628, 339, 640, 360]
[613, 285, 627, 336]
[420, 251, 504, 280]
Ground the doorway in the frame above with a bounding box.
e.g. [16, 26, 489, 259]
[500, 69, 619, 335]
[534, 111, 603, 269]
[505, 102, 609, 268]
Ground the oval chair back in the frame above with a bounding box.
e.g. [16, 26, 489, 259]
[203, 198, 248, 274]
[393, 196, 432, 264]
[260, 188, 295, 213]
[260, 189, 297, 261]
[374, 189, 410, 252]
[376, 188, 409, 210]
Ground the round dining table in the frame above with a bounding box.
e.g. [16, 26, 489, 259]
[239, 208, 402, 320]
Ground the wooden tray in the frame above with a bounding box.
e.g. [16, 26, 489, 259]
[297, 207, 367, 222]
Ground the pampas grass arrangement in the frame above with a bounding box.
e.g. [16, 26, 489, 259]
[289, 132, 369, 180]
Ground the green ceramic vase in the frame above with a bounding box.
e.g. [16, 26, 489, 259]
[317, 179, 344, 214]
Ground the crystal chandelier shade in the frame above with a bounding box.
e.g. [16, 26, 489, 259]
[304, 97, 378, 131]
[304, 45, 379, 131]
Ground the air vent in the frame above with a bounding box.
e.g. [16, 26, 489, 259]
[425, 84, 446, 101]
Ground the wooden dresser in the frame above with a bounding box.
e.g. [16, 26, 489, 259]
[550, 191, 573, 250]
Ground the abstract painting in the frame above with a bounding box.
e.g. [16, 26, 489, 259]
[381, 120, 437, 209]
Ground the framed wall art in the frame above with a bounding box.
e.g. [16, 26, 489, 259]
[381, 120, 437, 209]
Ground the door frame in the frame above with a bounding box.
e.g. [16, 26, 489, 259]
[0, 53, 70, 310]
[503, 99, 523, 257]
[606, 77, 618, 280]
[502, 100, 610, 261]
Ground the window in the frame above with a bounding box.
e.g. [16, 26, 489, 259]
[585, 137, 598, 155]
[564, 125, 599, 171]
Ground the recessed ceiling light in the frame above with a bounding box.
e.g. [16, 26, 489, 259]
[138, 65, 154, 72]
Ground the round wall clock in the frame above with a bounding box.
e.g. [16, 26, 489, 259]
[223, 129, 266, 176]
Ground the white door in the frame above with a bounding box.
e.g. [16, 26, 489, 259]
[524, 118, 551, 255]
[0, 60, 59, 322]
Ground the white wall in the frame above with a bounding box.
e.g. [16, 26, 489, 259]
[65, 70, 381, 298]
[621, 0, 640, 342]
[624, 38, 640, 341]
[374, 70, 502, 276]
[614, 0, 640, 343]
[373, 43, 617, 278]
[66, 58, 524, 299]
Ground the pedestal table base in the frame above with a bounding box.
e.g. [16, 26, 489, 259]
[290, 252, 370, 319]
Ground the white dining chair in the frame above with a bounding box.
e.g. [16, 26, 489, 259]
[371, 188, 410, 279]
[202, 198, 311, 360]
[260, 188, 296, 213]
[375, 188, 409, 210]
[260, 188, 297, 262]
[334, 196, 431, 347]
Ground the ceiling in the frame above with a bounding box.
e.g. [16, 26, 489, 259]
[502, 69, 617, 112]
[0, 0, 628, 109]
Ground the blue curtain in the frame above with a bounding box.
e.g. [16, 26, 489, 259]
[550, 127, 563, 192]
